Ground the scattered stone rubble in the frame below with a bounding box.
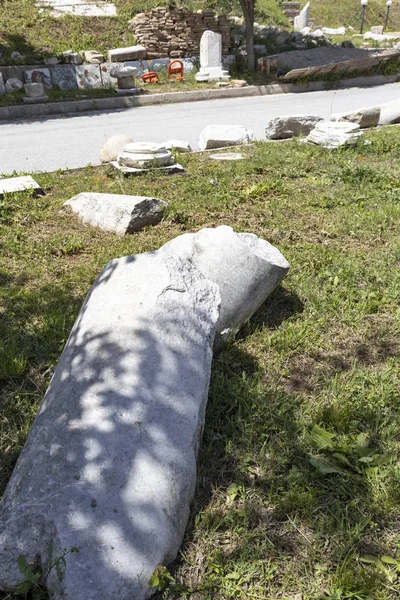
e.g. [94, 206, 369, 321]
[265, 115, 323, 139]
[0, 226, 289, 600]
[306, 121, 363, 148]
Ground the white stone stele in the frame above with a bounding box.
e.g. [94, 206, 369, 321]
[265, 115, 323, 140]
[294, 1, 309, 32]
[330, 106, 381, 129]
[196, 31, 230, 82]
[0, 226, 289, 600]
[0, 175, 43, 197]
[99, 135, 133, 163]
[64, 193, 168, 234]
[199, 124, 254, 151]
[307, 121, 363, 148]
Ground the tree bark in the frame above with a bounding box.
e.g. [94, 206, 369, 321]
[239, 0, 255, 72]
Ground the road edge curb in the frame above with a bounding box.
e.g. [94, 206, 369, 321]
[0, 74, 398, 122]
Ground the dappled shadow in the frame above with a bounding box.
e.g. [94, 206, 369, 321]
[0, 253, 221, 597]
[0, 34, 53, 65]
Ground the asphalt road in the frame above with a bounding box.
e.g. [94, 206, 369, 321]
[1, 82, 399, 175]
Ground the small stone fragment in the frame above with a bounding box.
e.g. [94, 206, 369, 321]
[265, 115, 323, 140]
[330, 106, 381, 129]
[0, 175, 43, 198]
[307, 121, 363, 148]
[5, 78, 24, 93]
[163, 139, 192, 153]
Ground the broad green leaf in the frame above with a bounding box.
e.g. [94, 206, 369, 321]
[360, 555, 381, 565]
[310, 425, 335, 450]
[149, 574, 160, 589]
[309, 456, 346, 475]
[355, 433, 369, 449]
[226, 572, 241, 579]
[381, 555, 399, 565]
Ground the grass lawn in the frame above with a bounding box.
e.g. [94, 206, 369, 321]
[1, 126, 400, 599]
[305, 0, 400, 31]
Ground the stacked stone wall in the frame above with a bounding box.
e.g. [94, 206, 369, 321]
[128, 7, 231, 59]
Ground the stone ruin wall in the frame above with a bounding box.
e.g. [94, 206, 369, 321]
[128, 7, 231, 59]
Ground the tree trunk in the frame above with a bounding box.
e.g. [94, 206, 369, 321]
[240, 0, 255, 72]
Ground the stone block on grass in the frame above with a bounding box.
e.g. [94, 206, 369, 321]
[64, 193, 168, 234]
[0, 226, 289, 600]
[265, 115, 323, 140]
[199, 124, 254, 151]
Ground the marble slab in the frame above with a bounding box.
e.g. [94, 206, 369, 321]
[75, 64, 102, 89]
[50, 65, 78, 90]
[24, 68, 52, 89]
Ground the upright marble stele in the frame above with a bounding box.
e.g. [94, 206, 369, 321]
[294, 1, 310, 31]
[195, 31, 230, 82]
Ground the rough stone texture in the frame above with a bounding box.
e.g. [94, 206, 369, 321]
[99, 135, 133, 163]
[0, 224, 289, 600]
[330, 106, 381, 128]
[108, 46, 147, 62]
[161, 226, 290, 349]
[5, 78, 23, 93]
[371, 26, 384, 35]
[63, 52, 83, 65]
[199, 124, 254, 150]
[163, 139, 192, 152]
[64, 193, 168, 234]
[110, 66, 138, 78]
[0, 73, 5, 95]
[24, 83, 45, 98]
[196, 31, 230, 81]
[22, 95, 48, 104]
[379, 99, 400, 125]
[0, 248, 221, 600]
[307, 121, 363, 148]
[265, 115, 323, 139]
[128, 7, 231, 59]
[0, 175, 43, 197]
[84, 50, 106, 64]
[118, 142, 175, 169]
[294, 2, 309, 31]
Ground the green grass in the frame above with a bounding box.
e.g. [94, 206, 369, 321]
[305, 0, 400, 31]
[1, 127, 400, 599]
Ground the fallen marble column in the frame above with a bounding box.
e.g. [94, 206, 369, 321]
[161, 226, 290, 350]
[330, 106, 381, 129]
[0, 227, 289, 600]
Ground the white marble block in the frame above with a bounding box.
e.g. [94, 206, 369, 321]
[196, 31, 230, 82]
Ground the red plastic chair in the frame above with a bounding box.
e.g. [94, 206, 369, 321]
[168, 60, 184, 82]
[141, 72, 159, 84]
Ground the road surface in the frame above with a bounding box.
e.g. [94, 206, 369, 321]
[1, 82, 399, 175]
